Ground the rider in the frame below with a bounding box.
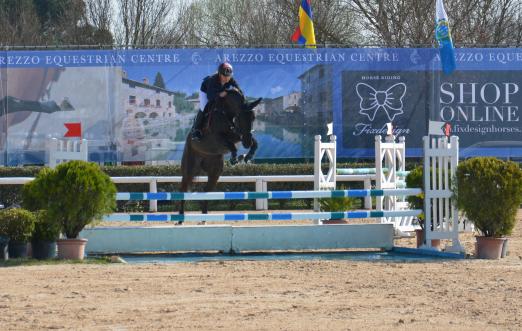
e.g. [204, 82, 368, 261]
[191, 62, 241, 141]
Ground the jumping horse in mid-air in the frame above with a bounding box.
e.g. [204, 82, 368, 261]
[179, 88, 261, 218]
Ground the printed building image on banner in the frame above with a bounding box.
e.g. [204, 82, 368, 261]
[434, 71, 522, 157]
[341, 71, 430, 156]
[113, 69, 180, 163]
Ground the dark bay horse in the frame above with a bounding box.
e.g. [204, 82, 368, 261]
[179, 89, 260, 217]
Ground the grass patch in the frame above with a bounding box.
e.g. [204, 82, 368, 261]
[0, 256, 111, 267]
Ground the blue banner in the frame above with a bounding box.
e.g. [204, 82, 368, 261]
[1, 48, 522, 165]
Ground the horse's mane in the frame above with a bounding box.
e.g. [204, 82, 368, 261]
[226, 87, 245, 104]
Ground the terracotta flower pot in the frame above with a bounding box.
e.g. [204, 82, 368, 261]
[415, 229, 441, 250]
[476, 236, 506, 259]
[57, 238, 88, 260]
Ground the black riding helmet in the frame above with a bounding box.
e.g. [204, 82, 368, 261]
[218, 62, 233, 77]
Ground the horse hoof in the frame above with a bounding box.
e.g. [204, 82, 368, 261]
[198, 221, 207, 225]
[229, 157, 238, 165]
[176, 221, 183, 226]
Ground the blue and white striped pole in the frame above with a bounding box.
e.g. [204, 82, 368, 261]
[116, 188, 422, 201]
[103, 209, 422, 222]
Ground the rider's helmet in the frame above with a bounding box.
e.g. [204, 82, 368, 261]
[218, 62, 233, 77]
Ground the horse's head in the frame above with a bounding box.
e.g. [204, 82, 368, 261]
[221, 88, 245, 118]
[221, 89, 260, 148]
[238, 97, 261, 148]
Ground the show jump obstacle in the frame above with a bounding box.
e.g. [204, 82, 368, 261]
[81, 135, 463, 254]
[314, 134, 414, 232]
[314, 134, 462, 252]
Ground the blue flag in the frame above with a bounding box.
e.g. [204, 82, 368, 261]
[435, 0, 456, 74]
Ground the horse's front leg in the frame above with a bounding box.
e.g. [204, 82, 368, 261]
[222, 135, 239, 165]
[242, 137, 258, 162]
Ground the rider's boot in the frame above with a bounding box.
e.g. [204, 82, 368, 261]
[191, 111, 205, 141]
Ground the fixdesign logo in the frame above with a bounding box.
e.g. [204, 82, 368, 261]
[356, 82, 407, 121]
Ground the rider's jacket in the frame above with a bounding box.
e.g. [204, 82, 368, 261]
[199, 74, 240, 111]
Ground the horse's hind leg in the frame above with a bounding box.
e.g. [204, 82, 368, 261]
[201, 156, 224, 215]
[179, 175, 193, 216]
[179, 140, 198, 223]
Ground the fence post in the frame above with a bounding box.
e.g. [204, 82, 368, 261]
[149, 180, 157, 212]
[255, 179, 268, 210]
[313, 135, 336, 212]
[423, 135, 463, 252]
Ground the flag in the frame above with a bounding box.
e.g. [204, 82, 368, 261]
[435, 0, 456, 74]
[64, 122, 82, 138]
[428, 120, 451, 137]
[291, 0, 316, 48]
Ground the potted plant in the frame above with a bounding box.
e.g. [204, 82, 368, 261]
[454, 157, 522, 259]
[22, 160, 116, 260]
[31, 210, 61, 260]
[0, 208, 36, 258]
[319, 196, 356, 224]
[405, 166, 441, 249]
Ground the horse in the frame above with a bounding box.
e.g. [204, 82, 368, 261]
[179, 88, 261, 218]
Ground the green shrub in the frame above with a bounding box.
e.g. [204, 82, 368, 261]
[319, 197, 356, 219]
[455, 157, 522, 237]
[405, 166, 425, 227]
[0, 208, 36, 242]
[22, 161, 117, 239]
[32, 210, 61, 242]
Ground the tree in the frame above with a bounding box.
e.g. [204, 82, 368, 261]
[0, 0, 113, 46]
[153, 72, 166, 89]
[0, 0, 42, 46]
[186, 0, 360, 46]
[349, 0, 522, 46]
[113, 0, 194, 47]
[85, 0, 112, 32]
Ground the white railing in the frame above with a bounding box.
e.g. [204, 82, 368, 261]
[0, 174, 373, 212]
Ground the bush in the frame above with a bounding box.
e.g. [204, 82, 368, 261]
[455, 157, 522, 237]
[22, 161, 117, 239]
[32, 210, 61, 242]
[319, 197, 356, 215]
[405, 166, 425, 227]
[0, 208, 36, 242]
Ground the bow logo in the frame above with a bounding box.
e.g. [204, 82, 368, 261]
[356, 82, 407, 121]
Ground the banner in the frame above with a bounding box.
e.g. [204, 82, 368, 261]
[1, 48, 522, 165]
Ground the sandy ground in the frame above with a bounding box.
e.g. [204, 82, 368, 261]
[1, 215, 522, 330]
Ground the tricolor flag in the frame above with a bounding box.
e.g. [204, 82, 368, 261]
[435, 0, 456, 74]
[291, 0, 316, 48]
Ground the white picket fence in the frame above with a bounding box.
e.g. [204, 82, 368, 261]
[48, 138, 88, 168]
